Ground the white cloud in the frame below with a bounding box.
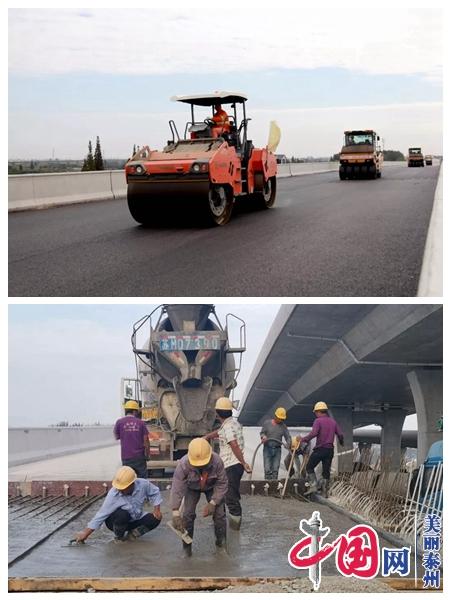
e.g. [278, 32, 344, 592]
[8, 7, 442, 79]
[9, 101, 443, 159]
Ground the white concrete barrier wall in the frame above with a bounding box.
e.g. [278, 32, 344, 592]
[8, 162, 406, 212]
[8, 170, 126, 212]
[110, 170, 127, 198]
[8, 426, 116, 466]
[417, 161, 443, 297]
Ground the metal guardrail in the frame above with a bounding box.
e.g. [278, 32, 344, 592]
[329, 461, 442, 548]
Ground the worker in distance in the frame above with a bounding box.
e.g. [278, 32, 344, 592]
[113, 399, 150, 478]
[211, 103, 231, 137]
[260, 407, 292, 480]
[299, 402, 344, 497]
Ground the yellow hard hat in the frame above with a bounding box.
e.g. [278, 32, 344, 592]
[188, 438, 212, 467]
[215, 397, 233, 411]
[274, 407, 287, 420]
[124, 400, 140, 411]
[112, 466, 137, 490]
[313, 402, 328, 412]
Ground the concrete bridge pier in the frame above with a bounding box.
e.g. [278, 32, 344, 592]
[330, 407, 354, 472]
[380, 408, 407, 470]
[407, 369, 443, 464]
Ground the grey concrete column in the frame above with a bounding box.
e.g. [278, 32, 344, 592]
[329, 407, 353, 472]
[380, 408, 407, 470]
[407, 369, 443, 464]
[358, 442, 372, 466]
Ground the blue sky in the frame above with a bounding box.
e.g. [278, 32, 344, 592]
[8, 304, 281, 427]
[8, 7, 443, 157]
[8, 303, 418, 431]
[9, 69, 442, 114]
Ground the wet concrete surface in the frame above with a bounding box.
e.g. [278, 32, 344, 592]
[8, 495, 102, 564]
[8, 492, 412, 579]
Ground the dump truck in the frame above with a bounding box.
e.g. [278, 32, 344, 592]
[407, 147, 424, 167]
[425, 155, 433, 166]
[125, 91, 279, 226]
[339, 130, 383, 180]
[122, 304, 246, 476]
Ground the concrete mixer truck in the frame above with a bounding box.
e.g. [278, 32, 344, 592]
[121, 305, 246, 477]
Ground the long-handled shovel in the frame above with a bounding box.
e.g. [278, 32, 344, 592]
[281, 438, 301, 499]
[166, 498, 193, 545]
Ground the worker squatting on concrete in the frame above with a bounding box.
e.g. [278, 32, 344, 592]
[113, 400, 150, 478]
[203, 397, 252, 531]
[170, 438, 228, 556]
[74, 466, 162, 543]
[300, 402, 344, 498]
[260, 407, 292, 480]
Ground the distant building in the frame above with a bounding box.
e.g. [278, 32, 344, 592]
[275, 154, 288, 164]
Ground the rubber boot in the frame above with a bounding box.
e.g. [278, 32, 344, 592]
[215, 535, 227, 551]
[228, 514, 242, 531]
[304, 472, 318, 495]
[113, 523, 127, 541]
[322, 478, 330, 498]
[127, 524, 151, 539]
[182, 541, 192, 557]
[216, 537, 228, 556]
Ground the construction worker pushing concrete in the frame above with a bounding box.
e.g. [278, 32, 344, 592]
[170, 438, 228, 556]
[113, 400, 150, 478]
[299, 402, 344, 497]
[204, 397, 252, 530]
[260, 407, 292, 480]
[74, 466, 162, 543]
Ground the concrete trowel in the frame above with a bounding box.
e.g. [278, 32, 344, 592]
[166, 521, 193, 544]
[61, 539, 87, 547]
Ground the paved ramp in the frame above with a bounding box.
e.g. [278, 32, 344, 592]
[9, 165, 439, 296]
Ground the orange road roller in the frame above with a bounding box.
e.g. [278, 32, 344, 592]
[125, 92, 279, 226]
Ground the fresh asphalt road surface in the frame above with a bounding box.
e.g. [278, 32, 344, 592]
[9, 164, 439, 297]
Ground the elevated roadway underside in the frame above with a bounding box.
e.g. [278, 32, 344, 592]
[239, 304, 442, 427]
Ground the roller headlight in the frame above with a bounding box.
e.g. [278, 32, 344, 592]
[135, 165, 145, 174]
[190, 161, 209, 173]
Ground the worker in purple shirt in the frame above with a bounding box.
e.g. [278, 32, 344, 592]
[114, 400, 150, 478]
[299, 402, 344, 498]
